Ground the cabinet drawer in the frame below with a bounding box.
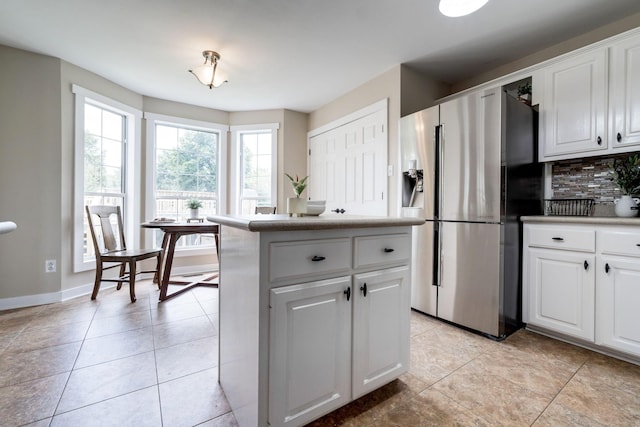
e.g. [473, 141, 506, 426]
[599, 230, 640, 258]
[527, 225, 595, 252]
[354, 234, 411, 269]
[269, 238, 351, 282]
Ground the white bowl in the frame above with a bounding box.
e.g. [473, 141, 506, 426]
[304, 200, 326, 216]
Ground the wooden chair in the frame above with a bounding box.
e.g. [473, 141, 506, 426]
[255, 206, 276, 214]
[86, 205, 162, 303]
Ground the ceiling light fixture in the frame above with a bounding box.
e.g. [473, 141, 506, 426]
[189, 50, 228, 89]
[439, 0, 489, 17]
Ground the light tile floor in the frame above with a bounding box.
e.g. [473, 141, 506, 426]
[1, 280, 639, 426]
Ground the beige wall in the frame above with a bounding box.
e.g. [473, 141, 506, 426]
[0, 45, 62, 300]
[452, 12, 640, 93]
[0, 46, 309, 305]
[400, 65, 450, 117]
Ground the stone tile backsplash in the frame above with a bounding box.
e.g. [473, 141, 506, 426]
[551, 152, 635, 206]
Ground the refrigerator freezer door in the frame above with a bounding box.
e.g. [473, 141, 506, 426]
[440, 89, 501, 223]
[409, 218, 437, 315]
[438, 222, 501, 336]
[399, 106, 439, 218]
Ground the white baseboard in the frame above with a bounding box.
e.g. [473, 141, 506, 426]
[0, 263, 218, 311]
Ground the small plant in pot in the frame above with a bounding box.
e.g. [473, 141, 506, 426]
[285, 173, 308, 216]
[517, 82, 532, 105]
[612, 153, 640, 217]
[186, 199, 203, 219]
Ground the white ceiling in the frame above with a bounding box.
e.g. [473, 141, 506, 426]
[1, 0, 639, 113]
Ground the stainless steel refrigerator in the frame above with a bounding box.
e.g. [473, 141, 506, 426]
[400, 86, 543, 338]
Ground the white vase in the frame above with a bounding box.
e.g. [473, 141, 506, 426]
[614, 195, 639, 217]
[189, 208, 199, 219]
[287, 197, 306, 217]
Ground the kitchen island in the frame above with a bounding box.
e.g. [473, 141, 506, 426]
[206, 214, 423, 427]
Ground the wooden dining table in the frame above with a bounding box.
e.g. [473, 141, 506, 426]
[141, 221, 219, 301]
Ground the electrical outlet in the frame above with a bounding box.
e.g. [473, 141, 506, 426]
[45, 259, 56, 273]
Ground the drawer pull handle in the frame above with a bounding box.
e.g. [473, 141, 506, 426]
[383, 248, 395, 253]
[331, 208, 345, 214]
[617, 132, 622, 142]
[360, 282, 367, 297]
[552, 237, 564, 241]
[584, 260, 589, 271]
[597, 136, 602, 145]
[636, 244, 640, 247]
[311, 255, 326, 262]
[344, 286, 351, 301]
[605, 263, 610, 274]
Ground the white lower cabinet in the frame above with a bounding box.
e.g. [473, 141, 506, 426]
[524, 222, 640, 362]
[352, 266, 410, 399]
[268, 266, 410, 427]
[596, 256, 640, 355]
[269, 276, 352, 427]
[527, 247, 595, 341]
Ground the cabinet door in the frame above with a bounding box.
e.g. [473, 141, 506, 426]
[610, 34, 640, 149]
[352, 265, 410, 399]
[541, 49, 608, 159]
[269, 276, 352, 427]
[527, 248, 595, 341]
[596, 257, 640, 356]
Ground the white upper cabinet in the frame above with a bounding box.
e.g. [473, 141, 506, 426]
[538, 31, 640, 161]
[540, 49, 608, 160]
[610, 33, 640, 149]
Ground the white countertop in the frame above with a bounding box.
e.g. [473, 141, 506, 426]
[521, 215, 640, 226]
[206, 214, 424, 232]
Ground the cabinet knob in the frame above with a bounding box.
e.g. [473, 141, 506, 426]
[383, 248, 395, 253]
[344, 287, 351, 301]
[311, 255, 325, 262]
[597, 136, 602, 145]
[617, 132, 622, 143]
[605, 263, 610, 274]
[360, 283, 367, 297]
[584, 260, 589, 271]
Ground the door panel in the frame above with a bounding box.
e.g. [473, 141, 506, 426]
[309, 106, 387, 216]
[269, 276, 352, 427]
[438, 222, 501, 336]
[440, 89, 501, 222]
[353, 266, 410, 398]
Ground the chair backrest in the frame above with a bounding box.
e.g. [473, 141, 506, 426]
[255, 206, 276, 214]
[86, 205, 126, 255]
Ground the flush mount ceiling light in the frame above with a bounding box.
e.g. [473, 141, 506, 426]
[439, 0, 489, 17]
[189, 50, 228, 89]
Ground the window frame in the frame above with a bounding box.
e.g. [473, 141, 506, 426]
[230, 123, 279, 214]
[72, 84, 142, 273]
[144, 112, 228, 256]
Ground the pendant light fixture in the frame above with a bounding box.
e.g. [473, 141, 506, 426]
[439, 0, 489, 17]
[189, 50, 228, 89]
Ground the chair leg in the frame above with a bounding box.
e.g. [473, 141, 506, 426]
[129, 260, 137, 303]
[117, 262, 126, 290]
[91, 265, 102, 300]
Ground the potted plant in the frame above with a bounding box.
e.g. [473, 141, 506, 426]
[517, 82, 532, 105]
[612, 153, 640, 217]
[285, 173, 308, 216]
[186, 199, 203, 219]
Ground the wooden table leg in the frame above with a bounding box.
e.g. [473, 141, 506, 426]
[159, 231, 180, 301]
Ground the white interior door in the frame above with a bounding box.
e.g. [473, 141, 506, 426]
[308, 103, 387, 216]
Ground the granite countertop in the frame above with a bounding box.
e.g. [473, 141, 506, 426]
[206, 214, 424, 232]
[521, 215, 640, 226]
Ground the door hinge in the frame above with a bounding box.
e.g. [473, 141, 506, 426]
[308, 148, 311, 156]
